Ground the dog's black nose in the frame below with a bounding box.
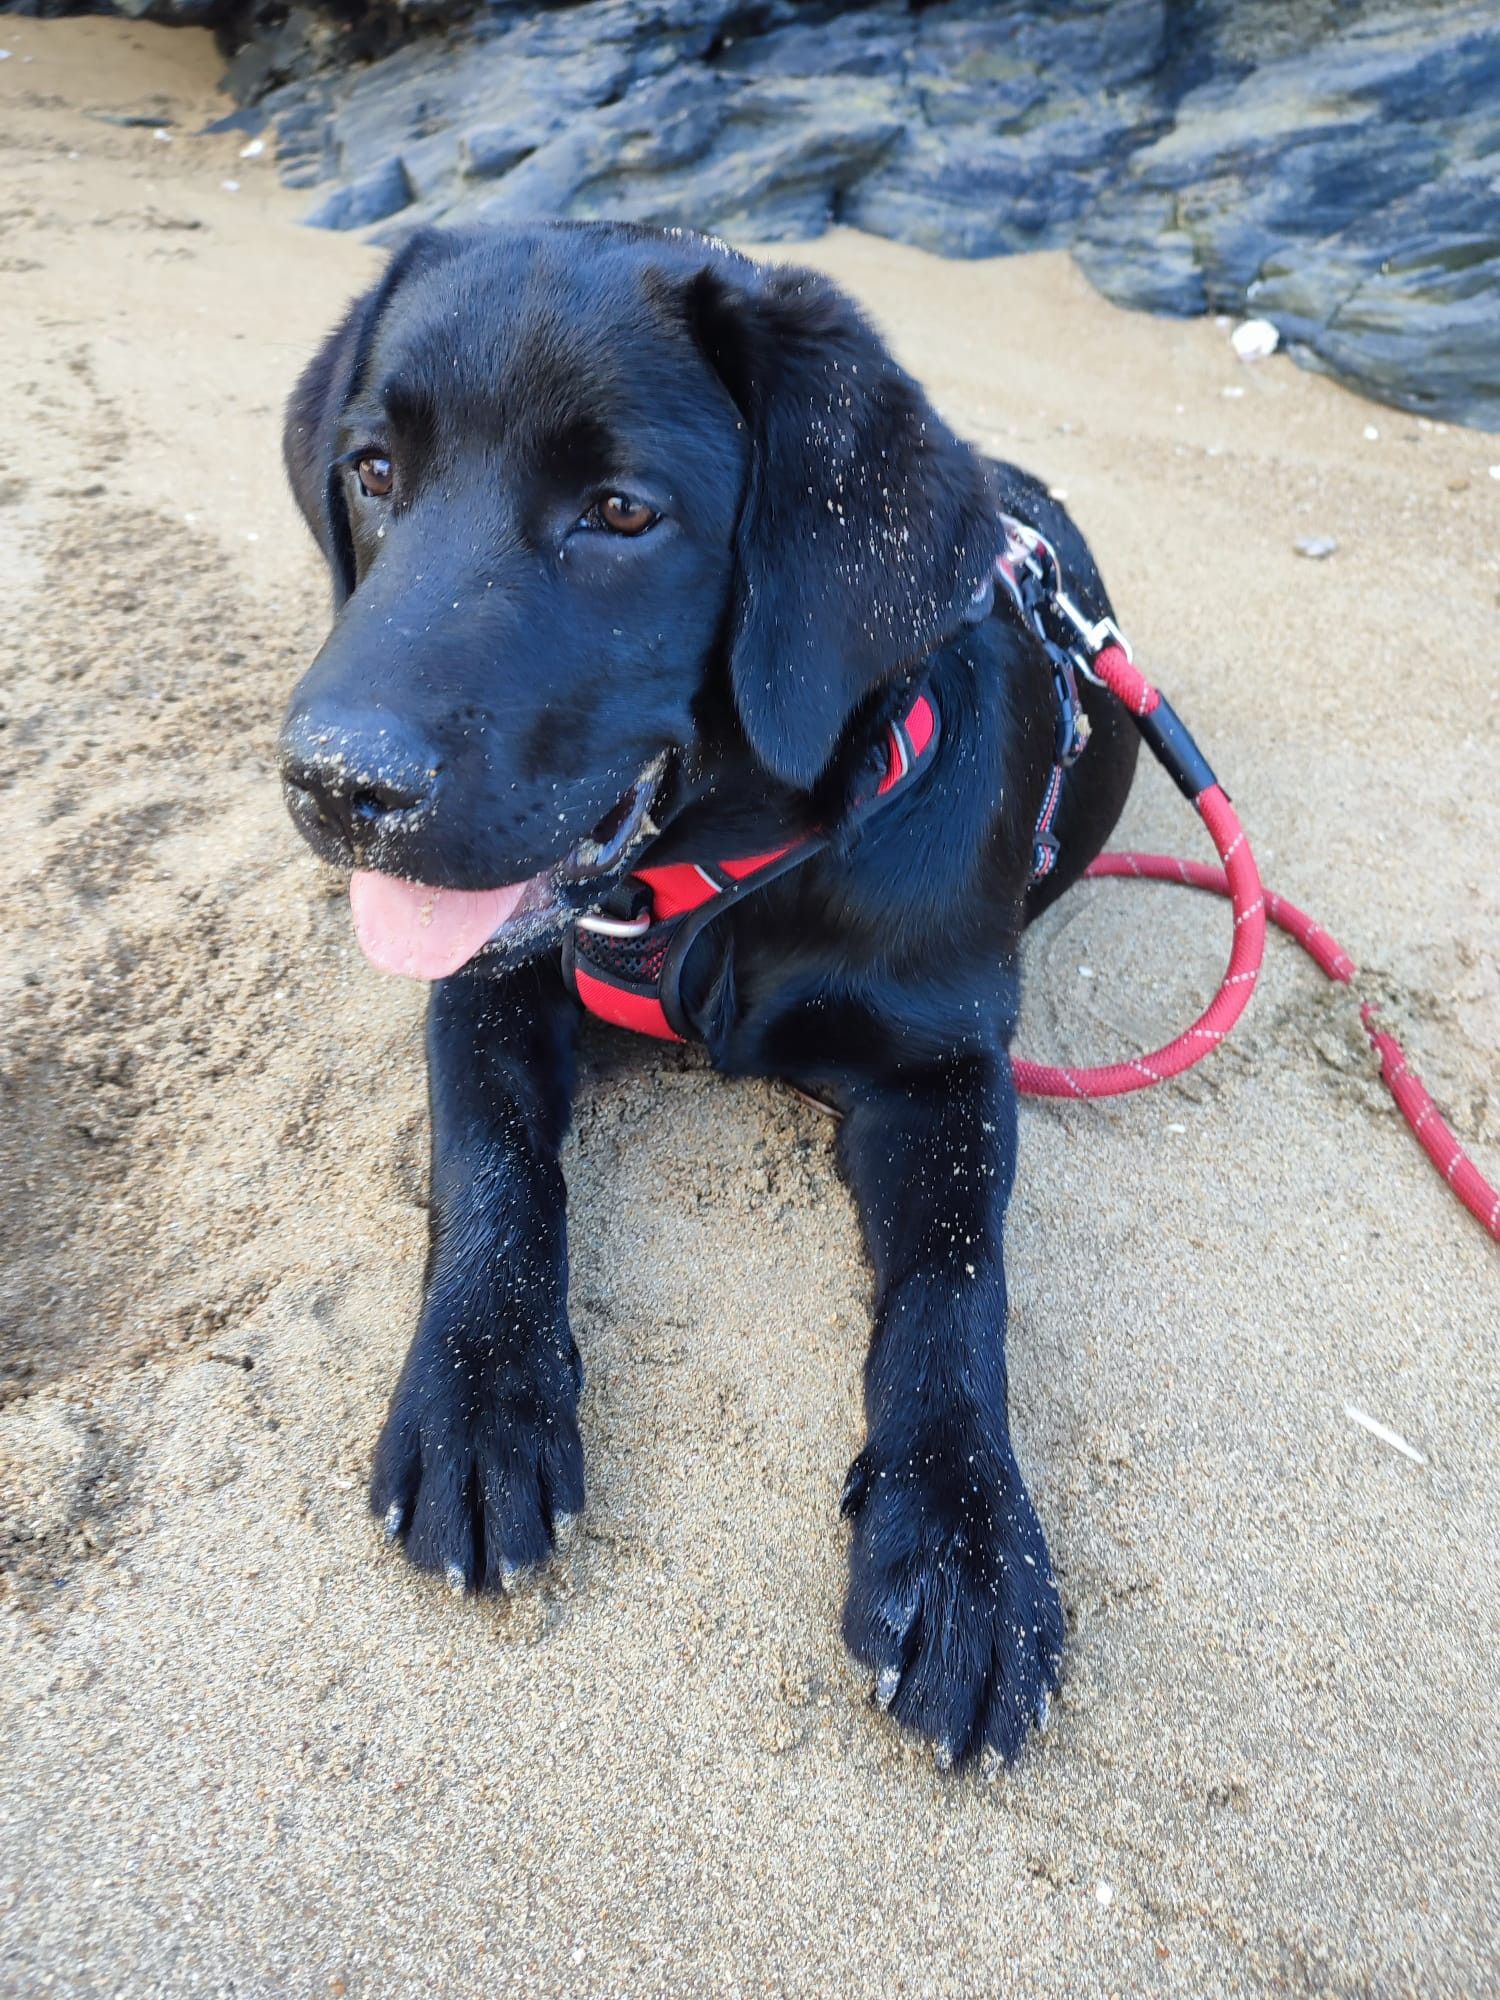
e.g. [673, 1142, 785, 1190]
[279, 712, 439, 853]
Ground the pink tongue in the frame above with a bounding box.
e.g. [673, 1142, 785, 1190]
[349, 870, 528, 980]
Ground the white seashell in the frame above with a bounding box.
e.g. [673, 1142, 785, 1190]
[1230, 318, 1280, 361]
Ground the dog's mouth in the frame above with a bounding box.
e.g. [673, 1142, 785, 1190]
[347, 756, 665, 981]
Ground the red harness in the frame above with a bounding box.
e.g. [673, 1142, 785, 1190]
[562, 691, 939, 1043]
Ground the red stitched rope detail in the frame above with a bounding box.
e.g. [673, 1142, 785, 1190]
[1012, 647, 1499, 1244]
[1359, 1005, 1499, 1235]
[1088, 642, 1158, 718]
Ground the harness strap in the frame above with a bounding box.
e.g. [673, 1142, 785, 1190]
[564, 692, 940, 1043]
[995, 513, 1096, 882]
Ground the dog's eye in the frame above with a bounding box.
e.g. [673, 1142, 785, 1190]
[592, 494, 658, 536]
[356, 454, 394, 499]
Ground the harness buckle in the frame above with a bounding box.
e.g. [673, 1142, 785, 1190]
[1044, 642, 1090, 767]
[1032, 830, 1060, 879]
[1051, 588, 1134, 674]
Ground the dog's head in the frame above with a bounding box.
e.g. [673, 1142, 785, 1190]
[278, 222, 996, 977]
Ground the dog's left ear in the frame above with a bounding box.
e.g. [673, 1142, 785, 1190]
[688, 260, 998, 789]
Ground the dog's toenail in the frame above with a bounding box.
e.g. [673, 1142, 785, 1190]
[445, 1562, 467, 1594]
[874, 1665, 901, 1710]
[383, 1502, 405, 1541]
[935, 1738, 955, 1771]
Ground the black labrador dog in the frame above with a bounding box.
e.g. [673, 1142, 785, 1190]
[279, 222, 1138, 1768]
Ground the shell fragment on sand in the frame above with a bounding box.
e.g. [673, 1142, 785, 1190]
[1343, 1404, 1428, 1466]
[1231, 318, 1280, 361]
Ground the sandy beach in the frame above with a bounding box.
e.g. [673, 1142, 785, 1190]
[1, 20, 1496, 1996]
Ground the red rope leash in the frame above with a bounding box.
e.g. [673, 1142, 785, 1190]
[1360, 1005, 1500, 1237]
[1014, 644, 1500, 1245]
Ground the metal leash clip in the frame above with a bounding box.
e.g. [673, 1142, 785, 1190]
[1050, 588, 1134, 675]
[997, 511, 1134, 686]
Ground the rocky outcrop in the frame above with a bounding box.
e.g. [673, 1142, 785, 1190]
[13, 0, 1498, 428]
[1070, 9, 1500, 427]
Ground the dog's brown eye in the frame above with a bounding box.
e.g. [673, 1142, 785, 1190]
[356, 454, 394, 498]
[596, 494, 657, 536]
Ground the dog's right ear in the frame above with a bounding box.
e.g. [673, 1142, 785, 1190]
[283, 286, 380, 605]
[283, 229, 460, 606]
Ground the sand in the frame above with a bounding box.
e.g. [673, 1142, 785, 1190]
[1, 20, 1497, 1998]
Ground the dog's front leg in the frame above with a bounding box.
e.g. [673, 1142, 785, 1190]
[371, 960, 583, 1593]
[837, 1050, 1063, 1766]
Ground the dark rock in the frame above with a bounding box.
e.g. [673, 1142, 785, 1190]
[302, 151, 412, 229]
[10, 0, 1494, 428]
[1072, 5, 1500, 427]
[452, 70, 904, 245]
[841, 0, 1168, 258]
[202, 102, 267, 136]
[9, 0, 242, 25]
[1257, 222, 1500, 426]
[459, 125, 537, 183]
[87, 109, 177, 127]
[714, 4, 910, 83]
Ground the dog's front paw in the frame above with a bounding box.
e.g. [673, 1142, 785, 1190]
[370, 1300, 584, 1594]
[840, 1421, 1063, 1768]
